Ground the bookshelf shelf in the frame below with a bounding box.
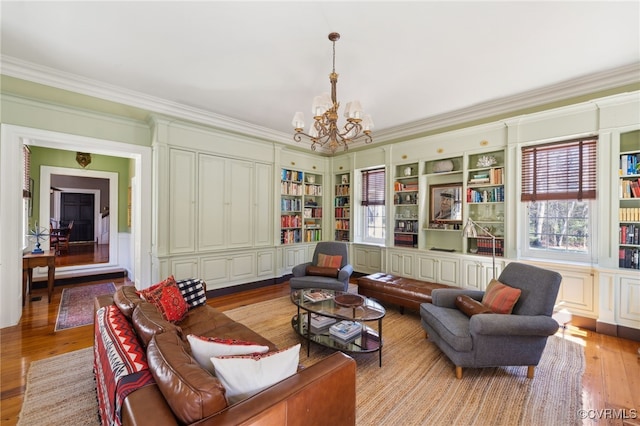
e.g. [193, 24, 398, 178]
[617, 131, 640, 269]
[334, 173, 351, 241]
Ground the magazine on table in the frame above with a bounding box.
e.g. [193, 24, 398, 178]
[304, 290, 334, 303]
[329, 320, 362, 341]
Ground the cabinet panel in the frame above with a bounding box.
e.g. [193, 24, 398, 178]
[201, 256, 229, 285]
[353, 245, 382, 274]
[257, 250, 275, 276]
[198, 154, 225, 250]
[254, 163, 273, 247]
[230, 253, 256, 280]
[461, 260, 483, 290]
[557, 270, 594, 315]
[228, 160, 253, 247]
[416, 255, 437, 282]
[619, 276, 640, 324]
[283, 246, 306, 270]
[171, 258, 198, 280]
[439, 257, 460, 285]
[169, 149, 196, 253]
[389, 251, 414, 277]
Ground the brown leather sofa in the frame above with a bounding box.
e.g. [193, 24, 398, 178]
[94, 285, 356, 425]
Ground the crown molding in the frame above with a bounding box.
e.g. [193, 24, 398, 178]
[1, 55, 292, 145]
[373, 62, 640, 143]
[2, 55, 638, 155]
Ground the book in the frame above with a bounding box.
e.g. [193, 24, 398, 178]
[329, 320, 362, 342]
[310, 313, 336, 333]
[304, 290, 333, 303]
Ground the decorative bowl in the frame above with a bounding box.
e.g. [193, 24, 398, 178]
[433, 160, 454, 173]
[334, 293, 365, 308]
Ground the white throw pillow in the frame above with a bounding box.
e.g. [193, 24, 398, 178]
[210, 343, 301, 404]
[186, 334, 269, 374]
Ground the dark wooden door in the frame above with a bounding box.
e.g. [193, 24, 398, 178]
[60, 193, 94, 242]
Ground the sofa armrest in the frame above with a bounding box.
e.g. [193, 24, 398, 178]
[122, 385, 178, 426]
[470, 314, 559, 337]
[431, 289, 484, 308]
[292, 262, 313, 277]
[204, 351, 356, 426]
[338, 264, 354, 282]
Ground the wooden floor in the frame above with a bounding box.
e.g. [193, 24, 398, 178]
[1, 253, 639, 425]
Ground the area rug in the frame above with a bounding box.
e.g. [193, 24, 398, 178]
[21, 295, 585, 426]
[17, 348, 99, 426]
[55, 282, 116, 331]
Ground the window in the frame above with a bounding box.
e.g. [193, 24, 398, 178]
[521, 138, 597, 262]
[361, 167, 386, 244]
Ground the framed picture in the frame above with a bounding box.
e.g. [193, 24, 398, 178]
[341, 174, 349, 184]
[430, 183, 462, 223]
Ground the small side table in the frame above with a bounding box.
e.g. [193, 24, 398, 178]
[22, 251, 56, 305]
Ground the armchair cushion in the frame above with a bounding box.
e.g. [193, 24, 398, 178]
[482, 279, 522, 314]
[470, 314, 560, 337]
[306, 265, 339, 278]
[317, 254, 342, 268]
[431, 289, 485, 308]
[455, 295, 493, 317]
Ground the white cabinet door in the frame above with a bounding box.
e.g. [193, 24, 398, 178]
[230, 252, 256, 281]
[169, 149, 196, 254]
[201, 256, 229, 287]
[170, 258, 198, 281]
[556, 269, 595, 316]
[389, 250, 415, 277]
[257, 250, 275, 277]
[198, 154, 226, 250]
[353, 245, 382, 274]
[618, 275, 640, 327]
[254, 163, 273, 247]
[461, 258, 502, 290]
[228, 159, 253, 248]
[416, 253, 460, 285]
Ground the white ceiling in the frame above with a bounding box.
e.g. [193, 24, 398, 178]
[1, 1, 639, 148]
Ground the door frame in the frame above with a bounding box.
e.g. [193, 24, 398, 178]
[42, 166, 114, 246]
[0, 124, 152, 328]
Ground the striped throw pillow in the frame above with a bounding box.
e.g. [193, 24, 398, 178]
[317, 254, 342, 269]
[482, 279, 521, 314]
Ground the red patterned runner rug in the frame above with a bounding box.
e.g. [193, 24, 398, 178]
[55, 282, 116, 331]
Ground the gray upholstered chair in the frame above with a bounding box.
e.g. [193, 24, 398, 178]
[289, 242, 353, 292]
[420, 262, 562, 379]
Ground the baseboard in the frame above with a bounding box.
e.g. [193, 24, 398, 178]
[205, 277, 286, 298]
[31, 270, 127, 288]
[596, 320, 640, 342]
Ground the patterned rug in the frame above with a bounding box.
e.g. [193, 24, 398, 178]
[22, 295, 585, 425]
[54, 282, 116, 331]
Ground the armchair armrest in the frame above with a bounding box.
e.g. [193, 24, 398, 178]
[338, 264, 354, 282]
[470, 314, 559, 337]
[431, 289, 485, 308]
[292, 262, 312, 277]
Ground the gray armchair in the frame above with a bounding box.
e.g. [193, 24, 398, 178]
[289, 242, 353, 292]
[420, 262, 562, 379]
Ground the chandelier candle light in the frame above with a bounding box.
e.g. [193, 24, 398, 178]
[292, 32, 373, 153]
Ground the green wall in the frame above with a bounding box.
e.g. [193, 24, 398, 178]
[29, 146, 133, 233]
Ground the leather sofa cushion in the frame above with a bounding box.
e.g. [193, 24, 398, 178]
[147, 331, 228, 424]
[113, 285, 144, 318]
[132, 302, 180, 347]
[455, 295, 493, 317]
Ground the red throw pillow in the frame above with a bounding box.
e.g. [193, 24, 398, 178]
[306, 265, 340, 278]
[139, 276, 188, 322]
[317, 254, 342, 269]
[455, 295, 493, 317]
[482, 279, 522, 314]
[137, 275, 176, 302]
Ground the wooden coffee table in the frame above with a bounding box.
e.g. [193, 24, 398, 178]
[291, 289, 386, 367]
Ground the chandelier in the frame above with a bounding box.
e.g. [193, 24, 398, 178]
[292, 32, 373, 153]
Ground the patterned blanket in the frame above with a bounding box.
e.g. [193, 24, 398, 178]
[94, 305, 155, 426]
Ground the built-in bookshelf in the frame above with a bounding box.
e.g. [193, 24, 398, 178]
[393, 163, 419, 248]
[423, 156, 464, 252]
[334, 173, 351, 241]
[303, 172, 323, 243]
[465, 150, 505, 257]
[280, 168, 303, 244]
[618, 130, 640, 269]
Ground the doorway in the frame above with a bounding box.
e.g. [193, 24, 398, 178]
[61, 192, 94, 242]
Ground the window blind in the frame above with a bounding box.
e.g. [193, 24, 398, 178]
[23, 145, 31, 198]
[361, 168, 386, 205]
[521, 138, 597, 202]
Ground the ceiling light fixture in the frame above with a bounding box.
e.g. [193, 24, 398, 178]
[292, 32, 373, 153]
